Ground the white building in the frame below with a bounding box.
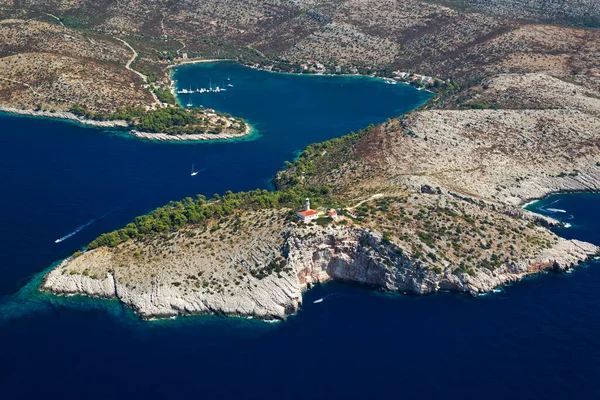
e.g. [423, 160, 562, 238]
[296, 198, 319, 221]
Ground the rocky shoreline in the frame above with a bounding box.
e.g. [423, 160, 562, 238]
[1, 105, 254, 141]
[128, 124, 253, 142]
[40, 196, 599, 321]
[0, 106, 129, 128]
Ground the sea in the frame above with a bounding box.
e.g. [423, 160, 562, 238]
[0, 62, 598, 399]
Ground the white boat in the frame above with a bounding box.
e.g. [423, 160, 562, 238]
[191, 164, 199, 176]
[186, 103, 193, 107]
[227, 83, 233, 88]
[313, 298, 324, 304]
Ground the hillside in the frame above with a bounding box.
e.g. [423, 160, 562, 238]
[0, 18, 154, 113]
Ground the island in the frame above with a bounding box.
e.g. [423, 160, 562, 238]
[2, 1, 600, 319]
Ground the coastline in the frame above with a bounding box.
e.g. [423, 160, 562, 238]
[39, 216, 599, 321]
[128, 122, 255, 142]
[169, 58, 437, 91]
[166, 58, 236, 69]
[0, 106, 129, 128]
[0, 105, 255, 142]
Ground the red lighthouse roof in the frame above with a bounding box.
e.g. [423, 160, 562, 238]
[297, 210, 319, 217]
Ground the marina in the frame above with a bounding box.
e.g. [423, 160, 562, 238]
[177, 79, 229, 94]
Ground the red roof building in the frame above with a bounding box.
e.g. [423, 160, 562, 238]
[297, 209, 319, 221]
[297, 198, 319, 221]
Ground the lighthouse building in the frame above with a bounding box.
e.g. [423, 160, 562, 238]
[296, 198, 319, 221]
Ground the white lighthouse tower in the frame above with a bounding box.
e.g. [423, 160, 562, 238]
[296, 198, 319, 221]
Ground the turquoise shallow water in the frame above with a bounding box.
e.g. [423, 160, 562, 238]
[1, 63, 599, 399]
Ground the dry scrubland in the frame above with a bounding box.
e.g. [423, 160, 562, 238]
[278, 78, 600, 206]
[0, 19, 152, 113]
[3, 1, 599, 86]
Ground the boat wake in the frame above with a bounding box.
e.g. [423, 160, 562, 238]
[191, 168, 206, 177]
[55, 220, 96, 243]
[54, 202, 129, 243]
[313, 292, 339, 304]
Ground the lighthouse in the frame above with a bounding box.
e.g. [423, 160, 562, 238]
[296, 198, 319, 221]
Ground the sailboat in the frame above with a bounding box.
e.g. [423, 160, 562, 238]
[191, 164, 199, 176]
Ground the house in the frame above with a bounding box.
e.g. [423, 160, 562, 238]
[297, 198, 320, 221]
[393, 71, 409, 79]
[327, 209, 337, 219]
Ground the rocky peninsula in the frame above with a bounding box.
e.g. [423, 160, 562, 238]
[4, 0, 599, 320]
[41, 90, 600, 319]
[41, 200, 597, 320]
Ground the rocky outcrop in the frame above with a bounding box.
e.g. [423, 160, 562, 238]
[503, 169, 600, 206]
[42, 218, 597, 321]
[287, 225, 598, 297]
[42, 257, 302, 320]
[43, 260, 117, 299]
[128, 126, 253, 142]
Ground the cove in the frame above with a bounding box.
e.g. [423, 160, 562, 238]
[0, 62, 430, 297]
[1, 61, 599, 399]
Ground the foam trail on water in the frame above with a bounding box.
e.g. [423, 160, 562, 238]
[55, 219, 95, 243]
[54, 201, 129, 243]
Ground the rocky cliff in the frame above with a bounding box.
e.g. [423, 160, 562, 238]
[41, 205, 599, 320]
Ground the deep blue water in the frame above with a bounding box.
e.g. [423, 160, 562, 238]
[0, 63, 599, 399]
